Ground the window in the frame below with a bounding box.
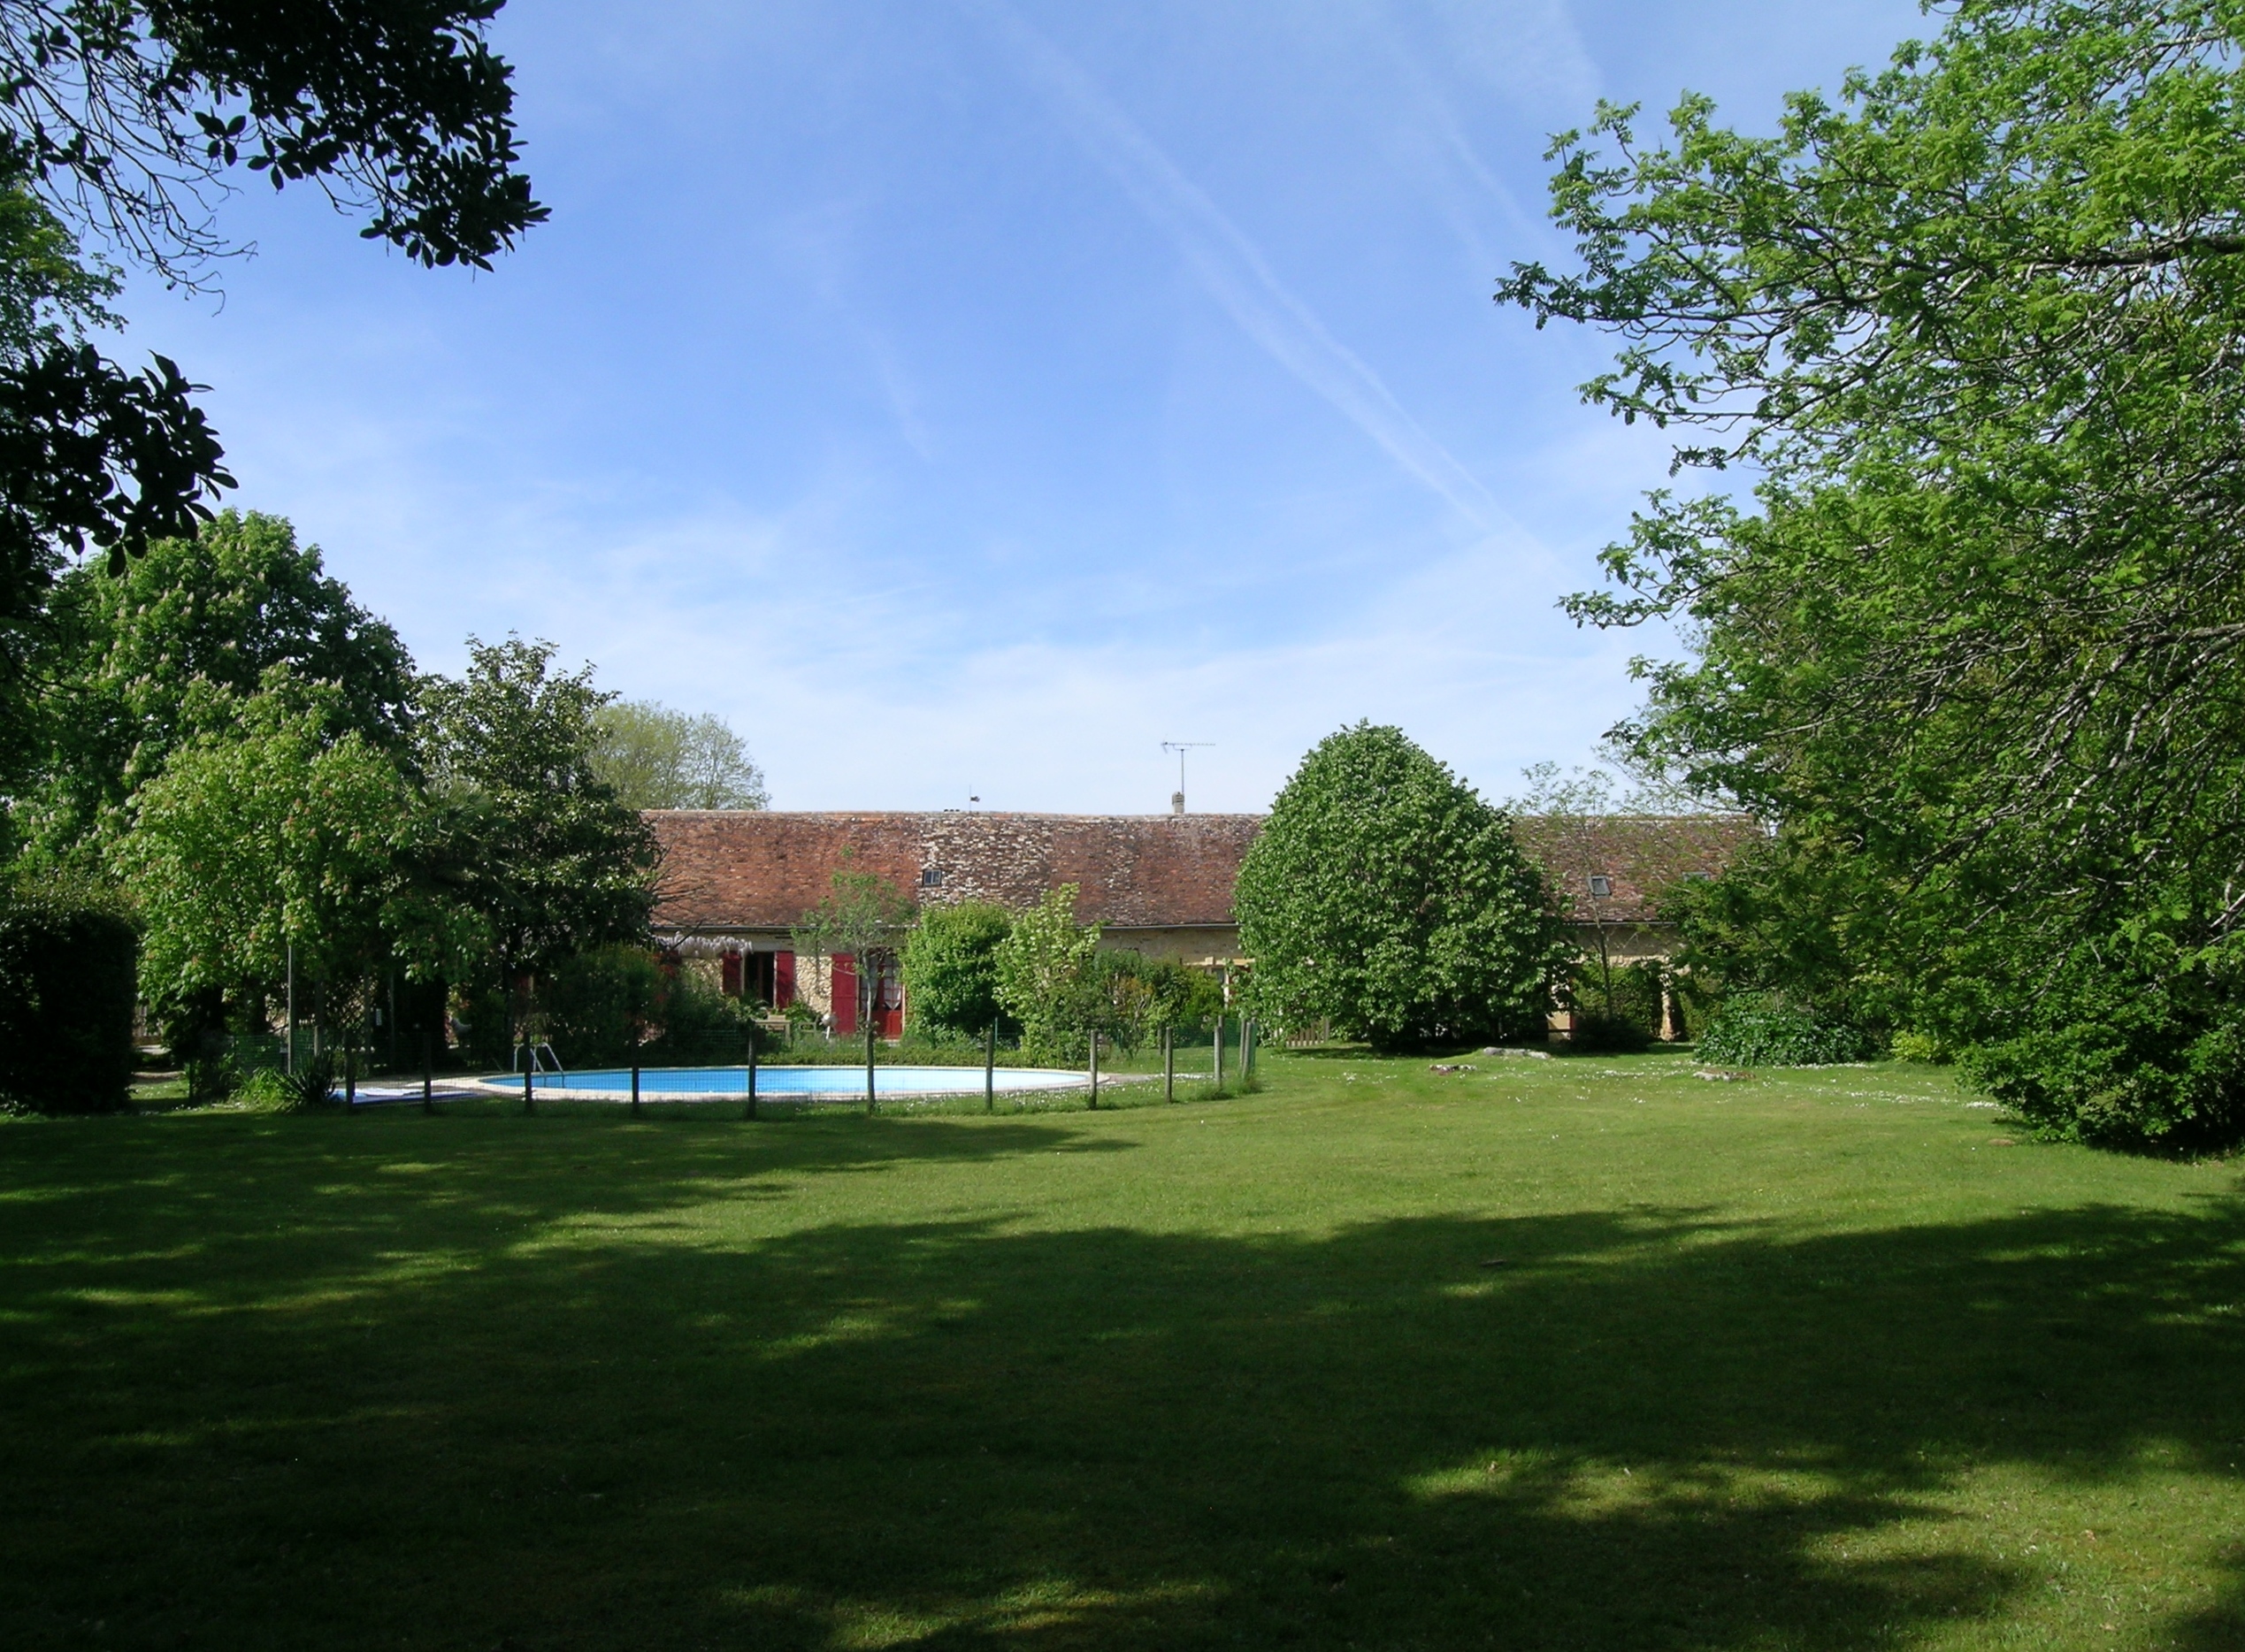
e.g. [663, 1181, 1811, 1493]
[920, 867, 944, 888]
[1587, 875, 1613, 899]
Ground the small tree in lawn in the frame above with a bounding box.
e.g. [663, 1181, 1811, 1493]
[993, 884, 1102, 1063]
[1237, 723, 1564, 1051]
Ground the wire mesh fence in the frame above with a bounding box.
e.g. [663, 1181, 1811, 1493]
[185, 1007, 1277, 1118]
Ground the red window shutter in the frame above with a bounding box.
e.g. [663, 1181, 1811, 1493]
[831, 954, 858, 1035]
[721, 951, 742, 997]
[774, 951, 795, 1009]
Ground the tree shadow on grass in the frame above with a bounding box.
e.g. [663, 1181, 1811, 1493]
[0, 1109, 1132, 1310]
[1, 1123, 2241, 1650]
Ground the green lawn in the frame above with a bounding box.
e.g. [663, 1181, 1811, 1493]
[4, 1052, 2241, 1651]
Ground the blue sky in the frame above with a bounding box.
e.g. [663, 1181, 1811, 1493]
[111, 0, 1924, 813]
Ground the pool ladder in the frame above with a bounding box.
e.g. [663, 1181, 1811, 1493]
[512, 1040, 564, 1077]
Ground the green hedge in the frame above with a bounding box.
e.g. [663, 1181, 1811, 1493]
[0, 887, 138, 1113]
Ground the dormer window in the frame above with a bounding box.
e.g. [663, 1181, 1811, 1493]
[1587, 875, 1613, 899]
[920, 867, 945, 888]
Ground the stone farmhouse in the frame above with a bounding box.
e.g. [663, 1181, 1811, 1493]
[646, 808, 1761, 1035]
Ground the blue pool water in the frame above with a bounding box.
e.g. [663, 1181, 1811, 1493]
[482, 1064, 1090, 1099]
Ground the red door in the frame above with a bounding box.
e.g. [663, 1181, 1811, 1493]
[828, 953, 901, 1037]
[875, 957, 903, 1038]
[774, 950, 795, 1010]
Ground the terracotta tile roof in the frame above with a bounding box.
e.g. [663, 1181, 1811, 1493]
[649, 808, 1762, 935]
[1509, 813, 1765, 924]
[647, 811, 1265, 931]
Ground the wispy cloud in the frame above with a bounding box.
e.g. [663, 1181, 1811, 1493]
[770, 201, 936, 462]
[1419, 0, 1598, 118]
[967, 0, 1508, 532]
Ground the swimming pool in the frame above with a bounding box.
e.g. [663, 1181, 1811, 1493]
[464, 1064, 1093, 1101]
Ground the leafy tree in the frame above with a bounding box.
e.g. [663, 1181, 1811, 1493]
[1506, 760, 1697, 818]
[415, 637, 658, 998]
[0, 2, 540, 779]
[1237, 723, 1562, 1052]
[0, 170, 226, 799]
[110, 675, 475, 1040]
[588, 700, 769, 810]
[0, 1, 545, 286]
[19, 509, 412, 860]
[992, 884, 1103, 1063]
[1498, 0, 2245, 1146]
[900, 899, 1015, 1038]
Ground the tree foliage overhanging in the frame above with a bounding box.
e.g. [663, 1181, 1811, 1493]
[0, 0, 544, 286]
[1498, 0, 2245, 1145]
[0, 2, 540, 788]
[1237, 723, 1561, 1052]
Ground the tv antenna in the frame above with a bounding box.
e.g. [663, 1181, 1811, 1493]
[1161, 741, 1213, 815]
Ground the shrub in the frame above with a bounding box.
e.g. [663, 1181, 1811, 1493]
[184, 1051, 238, 1106]
[993, 886, 1103, 1063]
[1888, 1029, 1945, 1063]
[1697, 994, 1876, 1067]
[1082, 952, 1224, 1052]
[902, 901, 1015, 1038]
[1956, 993, 2245, 1151]
[282, 1049, 338, 1110]
[1237, 723, 1563, 1051]
[448, 983, 514, 1070]
[0, 883, 138, 1113]
[642, 968, 762, 1063]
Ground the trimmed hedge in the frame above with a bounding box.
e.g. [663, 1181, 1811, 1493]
[0, 887, 138, 1113]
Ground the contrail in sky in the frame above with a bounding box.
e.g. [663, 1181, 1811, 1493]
[968, 0, 1509, 532]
